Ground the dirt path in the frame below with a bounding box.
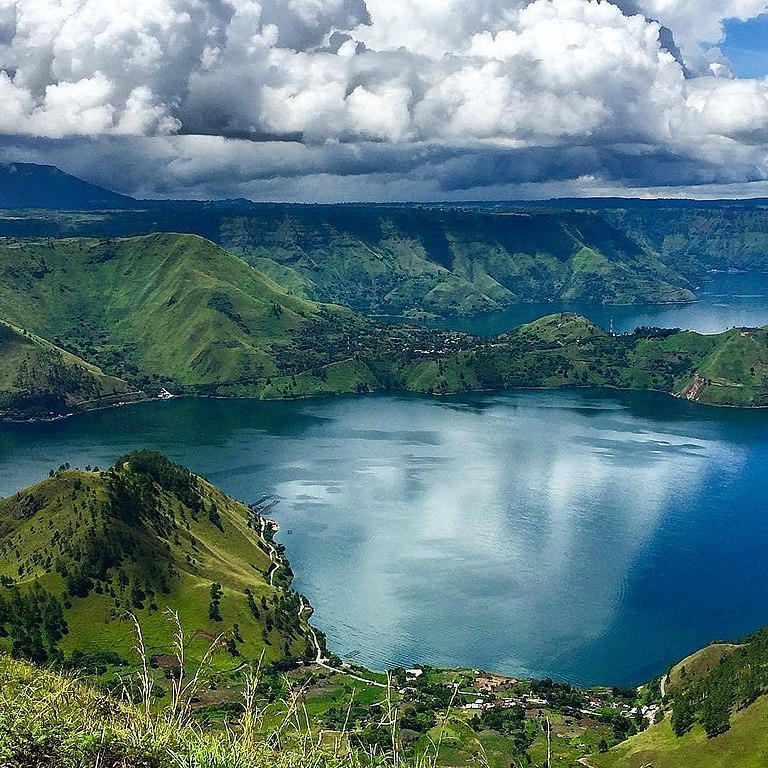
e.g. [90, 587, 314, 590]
[258, 515, 282, 586]
[298, 595, 386, 688]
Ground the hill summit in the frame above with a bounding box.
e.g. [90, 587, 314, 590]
[0, 450, 317, 666]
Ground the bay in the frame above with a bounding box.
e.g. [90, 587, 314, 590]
[1, 389, 767, 687]
[398, 272, 768, 337]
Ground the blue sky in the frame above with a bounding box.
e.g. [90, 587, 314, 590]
[723, 13, 768, 78]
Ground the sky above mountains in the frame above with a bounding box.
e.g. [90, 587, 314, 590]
[1, 0, 768, 201]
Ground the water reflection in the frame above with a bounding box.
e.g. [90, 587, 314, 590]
[0, 391, 765, 685]
[266, 395, 748, 683]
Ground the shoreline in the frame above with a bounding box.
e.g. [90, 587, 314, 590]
[4, 377, 767, 425]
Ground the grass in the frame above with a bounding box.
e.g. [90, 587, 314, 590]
[0, 233, 343, 389]
[667, 644, 742, 692]
[592, 701, 768, 768]
[0, 452, 314, 668]
[0, 641, 426, 768]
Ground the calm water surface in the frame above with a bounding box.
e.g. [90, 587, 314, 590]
[1, 390, 767, 686]
[409, 272, 768, 336]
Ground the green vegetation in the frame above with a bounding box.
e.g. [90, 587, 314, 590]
[666, 628, 768, 739]
[219, 207, 692, 315]
[592, 698, 768, 768]
[0, 450, 315, 667]
[0, 319, 142, 419]
[0, 651, 386, 768]
[0, 650, 647, 768]
[667, 643, 742, 692]
[7, 173, 768, 316]
[4, 454, 768, 766]
[0, 203, 694, 315]
[0, 230, 764, 415]
[592, 629, 768, 767]
[0, 233, 351, 394]
[602, 205, 768, 279]
[433, 314, 768, 407]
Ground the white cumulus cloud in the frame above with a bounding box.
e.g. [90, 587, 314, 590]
[0, 0, 767, 198]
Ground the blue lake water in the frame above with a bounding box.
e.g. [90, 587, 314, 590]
[2, 277, 768, 686]
[1, 389, 767, 687]
[404, 272, 768, 336]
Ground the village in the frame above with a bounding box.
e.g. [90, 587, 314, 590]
[396, 667, 660, 726]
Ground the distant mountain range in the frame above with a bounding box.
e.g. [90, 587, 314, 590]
[0, 163, 696, 314]
[0, 162, 139, 210]
[0, 164, 765, 415]
[0, 232, 764, 416]
[2, 162, 768, 319]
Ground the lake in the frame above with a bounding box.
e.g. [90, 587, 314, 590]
[402, 272, 768, 336]
[1, 389, 767, 687]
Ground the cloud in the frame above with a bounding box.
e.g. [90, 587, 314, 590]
[0, 0, 767, 198]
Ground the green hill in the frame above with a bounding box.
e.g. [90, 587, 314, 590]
[601, 205, 768, 278]
[0, 233, 381, 395]
[0, 318, 143, 419]
[0, 233, 765, 410]
[0, 197, 694, 317]
[444, 313, 768, 407]
[591, 700, 768, 768]
[0, 450, 316, 667]
[592, 627, 768, 768]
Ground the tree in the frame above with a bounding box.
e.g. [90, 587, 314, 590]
[701, 693, 731, 738]
[671, 695, 695, 737]
[208, 582, 223, 622]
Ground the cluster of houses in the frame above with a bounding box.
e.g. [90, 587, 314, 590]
[459, 671, 661, 724]
[396, 668, 660, 725]
[462, 694, 550, 711]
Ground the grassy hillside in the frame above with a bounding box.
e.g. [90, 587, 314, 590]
[0, 652, 363, 768]
[0, 201, 694, 316]
[420, 199, 768, 282]
[667, 644, 742, 691]
[0, 450, 316, 668]
[220, 207, 692, 315]
[0, 233, 382, 395]
[0, 318, 143, 419]
[441, 313, 768, 407]
[593, 628, 768, 768]
[591, 700, 768, 768]
[601, 205, 768, 278]
[0, 233, 765, 409]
